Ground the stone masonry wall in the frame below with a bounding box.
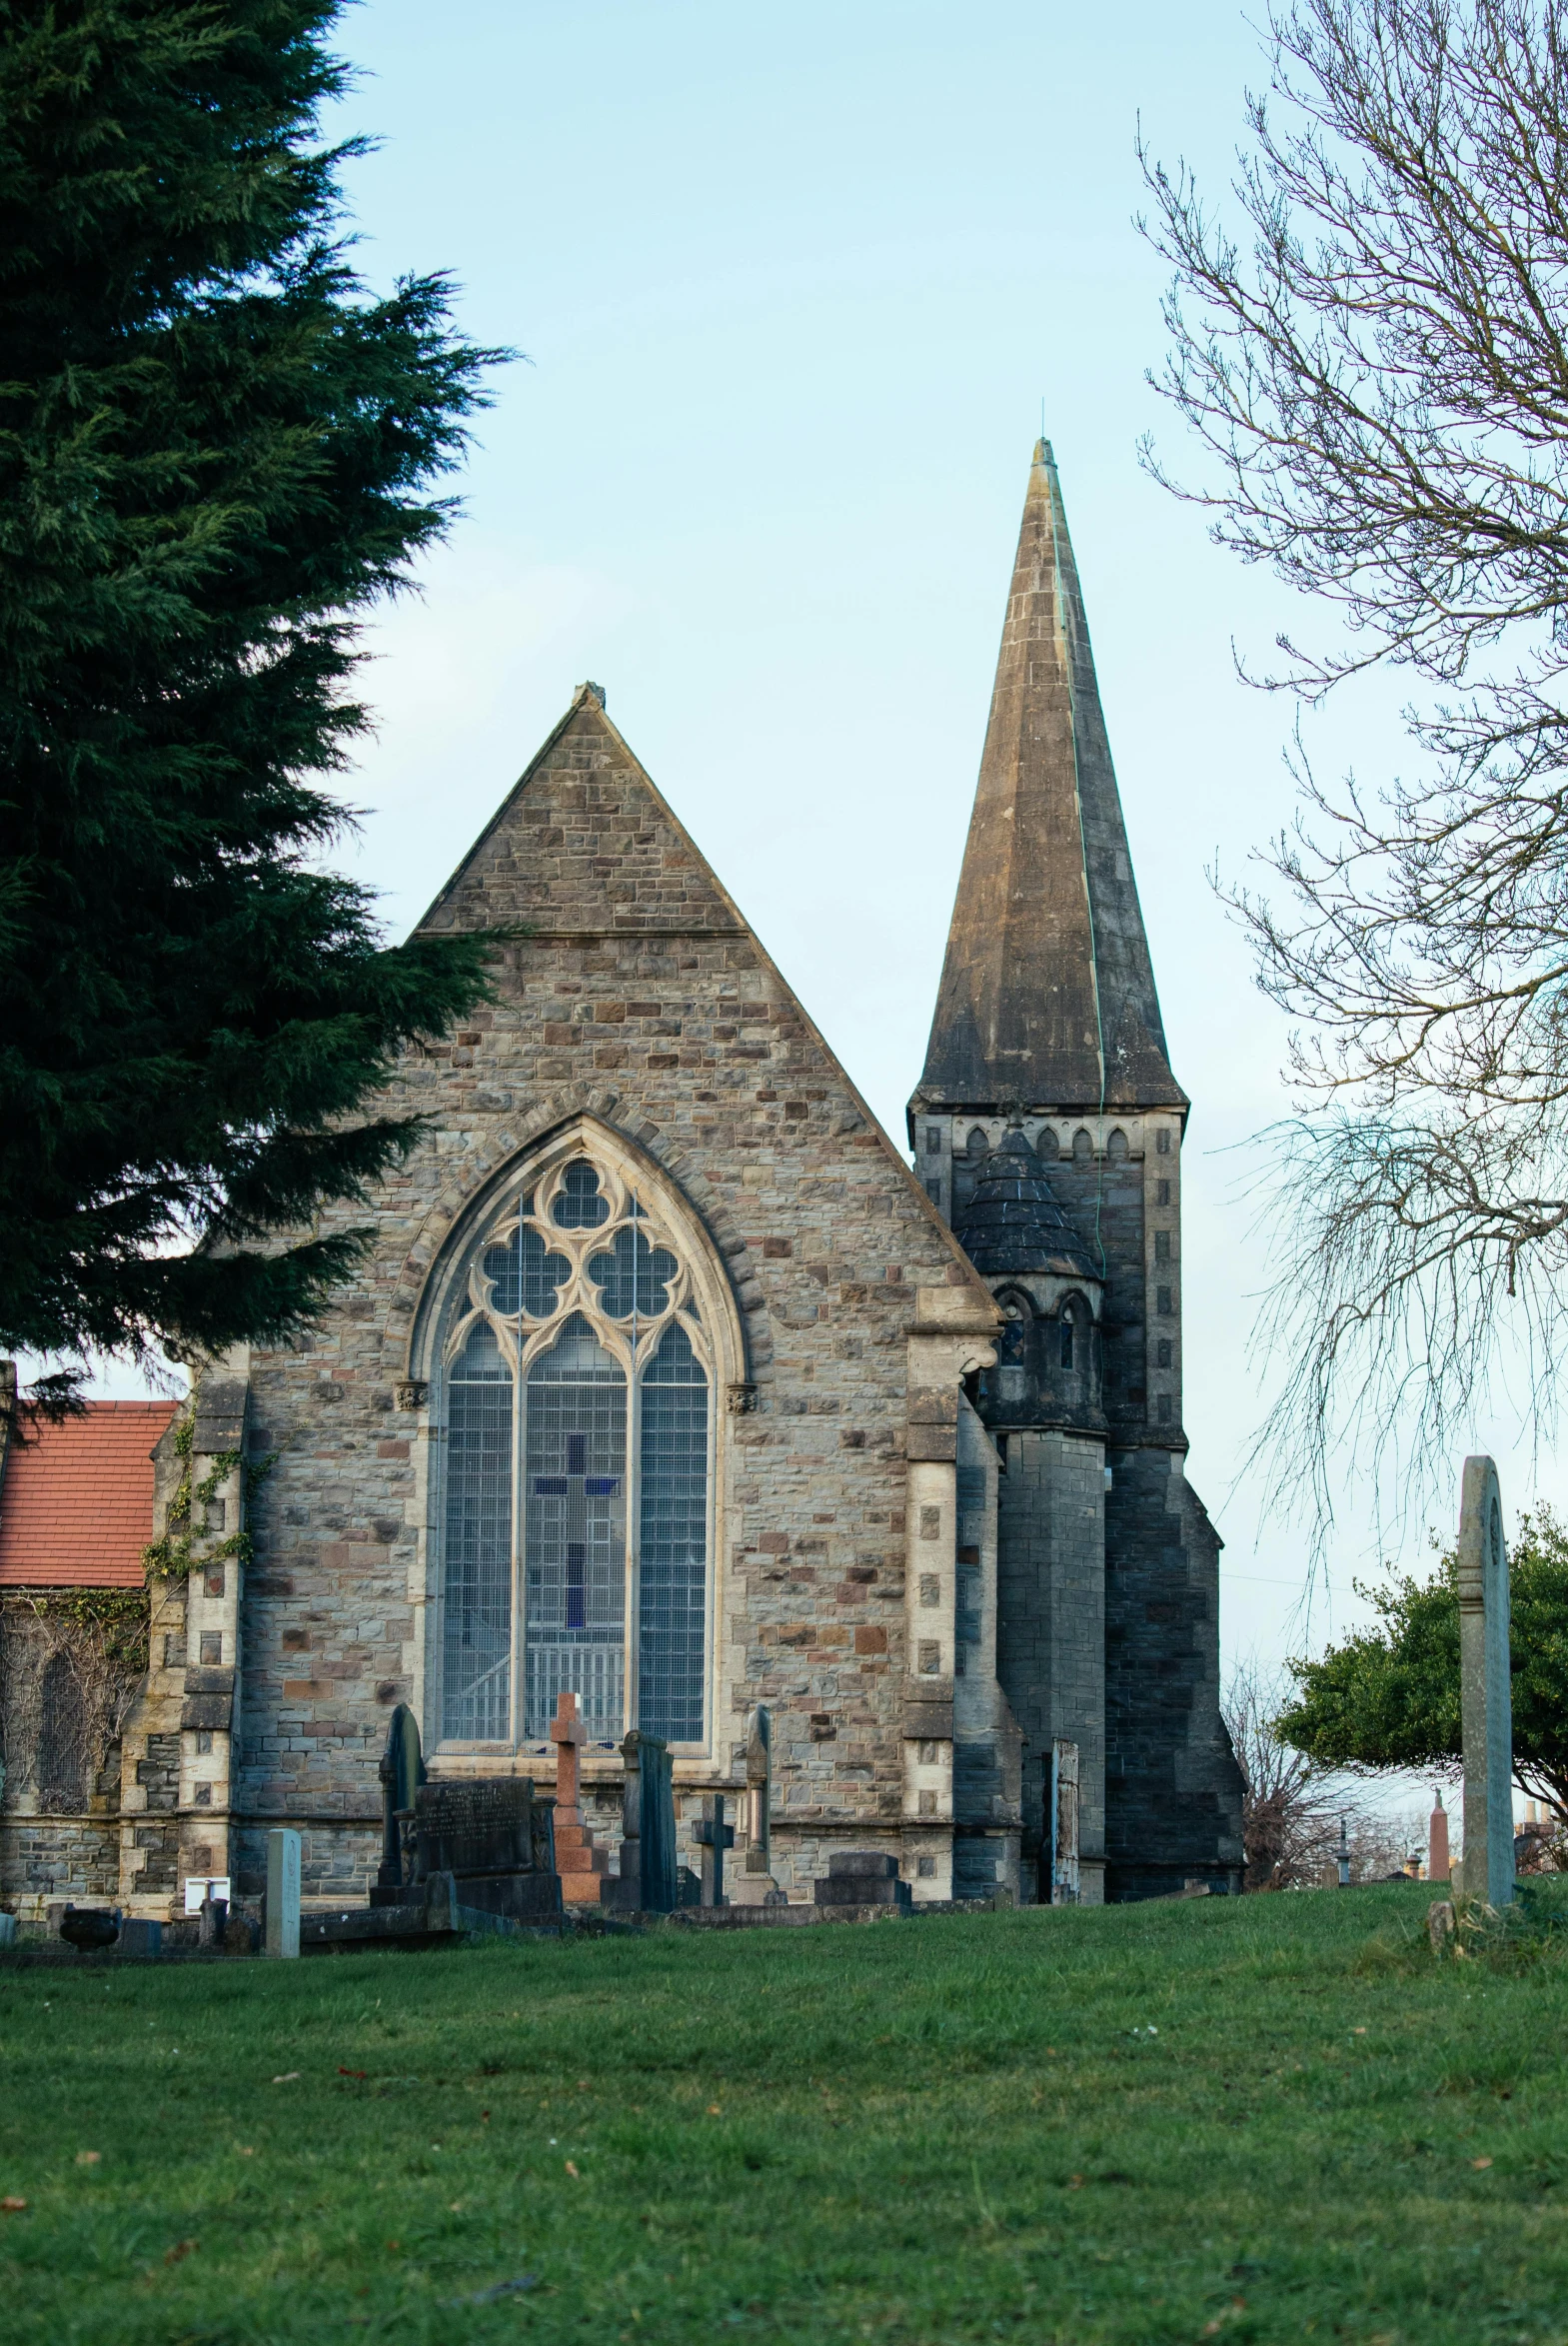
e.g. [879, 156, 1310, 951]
[236, 692, 995, 1899]
[1102, 1446, 1244, 1899]
[994, 1427, 1106, 1900]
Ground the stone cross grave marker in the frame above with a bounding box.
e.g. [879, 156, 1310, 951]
[695, 1793, 734, 1906]
[1458, 1454, 1515, 1905]
[552, 1689, 607, 1904]
[266, 1827, 301, 1958]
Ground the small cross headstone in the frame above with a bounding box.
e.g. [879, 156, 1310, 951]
[1428, 1790, 1450, 1884]
[266, 1827, 301, 1958]
[1457, 1454, 1515, 1906]
[695, 1793, 735, 1906]
[551, 1689, 607, 1903]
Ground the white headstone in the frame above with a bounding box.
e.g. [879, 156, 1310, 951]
[266, 1827, 301, 1958]
[1457, 1455, 1514, 1906]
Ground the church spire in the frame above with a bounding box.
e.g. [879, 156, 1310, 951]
[912, 441, 1184, 1125]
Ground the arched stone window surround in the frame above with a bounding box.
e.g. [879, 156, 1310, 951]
[415, 1117, 746, 1759]
[1056, 1289, 1089, 1371]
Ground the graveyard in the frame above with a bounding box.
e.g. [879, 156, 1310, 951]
[3, 1883, 1568, 2346]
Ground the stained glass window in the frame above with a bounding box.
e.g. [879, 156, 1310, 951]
[639, 1321, 708, 1739]
[484, 1219, 570, 1317]
[524, 1316, 626, 1737]
[588, 1220, 678, 1318]
[439, 1152, 713, 1747]
[443, 1318, 514, 1740]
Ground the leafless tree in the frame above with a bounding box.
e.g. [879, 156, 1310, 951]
[1225, 1659, 1427, 1883]
[1225, 1658, 1349, 1886]
[1141, 1, 1568, 1527]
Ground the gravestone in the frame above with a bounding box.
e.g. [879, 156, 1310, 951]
[695, 1793, 734, 1906]
[633, 1732, 678, 1913]
[395, 1777, 561, 1921]
[732, 1706, 782, 1904]
[266, 1827, 301, 1959]
[1048, 1739, 1079, 1905]
[0, 1912, 17, 1951]
[1457, 1454, 1515, 1906]
[378, 1702, 427, 1891]
[745, 1707, 772, 1875]
[814, 1851, 912, 1911]
[1428, 1791, 1450, 1884]
[551, 1689, 608, 1904]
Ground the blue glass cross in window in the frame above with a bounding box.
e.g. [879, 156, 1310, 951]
[534, 1428, 620, 1624]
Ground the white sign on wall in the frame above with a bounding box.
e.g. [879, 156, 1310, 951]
[183, 1875, 232, 1913]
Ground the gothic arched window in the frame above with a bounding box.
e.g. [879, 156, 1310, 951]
[437, 1152, 713, 1749]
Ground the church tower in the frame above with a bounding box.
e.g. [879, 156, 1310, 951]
[909, 441, 1243, 1901]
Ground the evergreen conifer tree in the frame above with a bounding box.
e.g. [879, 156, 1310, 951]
[0, 0, 506, 1395]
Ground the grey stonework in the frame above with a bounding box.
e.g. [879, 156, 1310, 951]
[994, 1428, 1107, 1899]
[1103, 1448, 1240, 1900]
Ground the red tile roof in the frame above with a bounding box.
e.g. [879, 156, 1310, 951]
[0, 1401, 178, 1587]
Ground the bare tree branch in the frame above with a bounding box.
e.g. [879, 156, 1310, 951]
[1142, 2, 1568, 1520]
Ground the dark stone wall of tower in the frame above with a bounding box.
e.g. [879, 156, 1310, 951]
[1044, 1153, 1146, 1424]
[1102, 1446, 1244, 1899]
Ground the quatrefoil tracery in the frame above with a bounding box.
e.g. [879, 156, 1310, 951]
[446, 1155, 703, 1379]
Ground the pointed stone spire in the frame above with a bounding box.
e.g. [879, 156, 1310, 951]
[913, 441, 1184, 1122]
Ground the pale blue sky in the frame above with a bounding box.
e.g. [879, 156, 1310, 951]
[94, 1, 1567, 1679]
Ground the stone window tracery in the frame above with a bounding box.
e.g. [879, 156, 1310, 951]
[439, 1152, 712, 1749]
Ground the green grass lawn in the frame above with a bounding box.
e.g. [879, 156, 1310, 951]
[3, 1884, 1566, 2345]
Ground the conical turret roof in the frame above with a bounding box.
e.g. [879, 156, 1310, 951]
[953, 1126, 1100, 1281]
[912, 442, 1185, 1123]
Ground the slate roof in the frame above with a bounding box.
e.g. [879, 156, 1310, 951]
[0, 1400, 176, 1586]
[953, 1127, 1101, 1281]
[913, 441, 1186, 1123]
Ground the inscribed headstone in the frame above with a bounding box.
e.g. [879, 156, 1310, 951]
[266, 1827, 301, 1958]
[1457, 1454, 1514, 1906]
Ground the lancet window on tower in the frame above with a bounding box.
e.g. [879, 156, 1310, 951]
[438, 1154, 712, 1749]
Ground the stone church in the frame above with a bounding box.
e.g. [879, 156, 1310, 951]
[0, 442, 1243, 1918]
